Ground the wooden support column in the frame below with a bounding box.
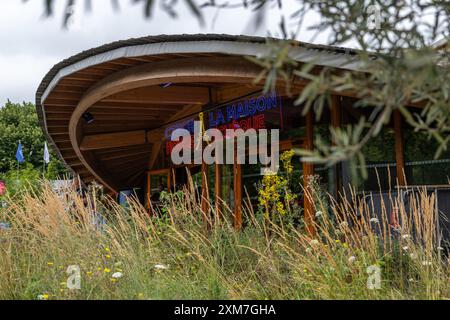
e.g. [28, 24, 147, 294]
[234, 142, 243, 230]
[330, 95, 342, 197]
[201, 160, 210, 224]
[394, 110, 406, 186]
[303, 110, 315, 236]
[215, 163, 222, 220]
[147, 172, 152, 213]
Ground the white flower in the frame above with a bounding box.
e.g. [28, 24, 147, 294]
[154, 264, 169, 270]
[402, 234, 410, 240]
[348, 256, 356, 264]
[112, 272, 123, 279]
[422, 261, 432, 266]
[305, 248, 313, 253]
[370, 218, 379, 223]
[408, 278, 415, 282]
[315, 211, 323, 218]
[310, 239, 320, 246]
[402, 246, 409, 251]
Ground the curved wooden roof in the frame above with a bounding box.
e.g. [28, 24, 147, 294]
[36, 34, 362, 194]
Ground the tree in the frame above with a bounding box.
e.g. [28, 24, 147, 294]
[0, 101, 67, 178]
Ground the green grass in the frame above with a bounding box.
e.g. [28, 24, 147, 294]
[0, 184, 448, 300]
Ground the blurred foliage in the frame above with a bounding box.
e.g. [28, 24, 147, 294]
[0, 101, 67, 179]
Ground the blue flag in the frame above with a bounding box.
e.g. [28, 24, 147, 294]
[16, 142, 25, 164]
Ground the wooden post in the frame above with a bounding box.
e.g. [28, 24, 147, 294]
[303, 110, 315, 235]
[167, 171, 171, 192]
[394, 110, 406, 186]
[330, 95, 342, 197]
[215, 163, 222, 220]
[234, 142, 243, 230]
[147, 172, 152, 213]
[201, 159, 210, 226]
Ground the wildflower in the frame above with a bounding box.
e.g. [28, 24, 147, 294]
[408, 278, 415, 282]
[422, 261, 432, 266]
[47, 262, 54, 267]
[335, 239, 341, 244]
[112, 272, 123, 279]
[310, 239, 320, 247]
[104, 268, 111, 273]
[402, 234, 410, 240]
[370, 218, 379, 224]
[348, 256, 356, 264]
[138, 293, 145, 299]
[315, 211, 323, 218]
[105, 255, 111, 259]
[305, 248, 312, 253]
[402, 246, 409, 251]
[105, 247, 111, 252]
[37, 294, 49, 300]
[154, 264, 169, 270]
[409, 253, 417, 259]
[110, 278, 118, 283]
[86, 271, 93, 277]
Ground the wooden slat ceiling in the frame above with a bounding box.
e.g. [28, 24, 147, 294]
[42, 52, 256, 190]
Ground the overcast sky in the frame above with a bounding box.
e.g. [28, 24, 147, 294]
[0, 0, 328, 104]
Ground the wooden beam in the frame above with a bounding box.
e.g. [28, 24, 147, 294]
[102, 86, 210, 105]
[80, 129, 164, 151]
[394, 110, 406, 186]
[303, 110, 316, 236]
[80, 130, 145, 151]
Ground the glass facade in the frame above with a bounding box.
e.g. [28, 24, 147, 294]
[146, 93, 450, 218]
[342, 98, 397, 192]
[404, 125, 450, 186]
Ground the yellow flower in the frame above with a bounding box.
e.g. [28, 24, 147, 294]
[138, 293, 144, 299]
[38, 294, 49, 300]
[104, 268, 111, 273]
[105, 255, 111, 259]
[47, 262, 54, 267]
[86, 271, 93, 277]
[110, 278, 117, 283]
[105, 247, 111, 252]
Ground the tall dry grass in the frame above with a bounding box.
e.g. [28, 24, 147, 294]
[0, 181, 448, 300]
